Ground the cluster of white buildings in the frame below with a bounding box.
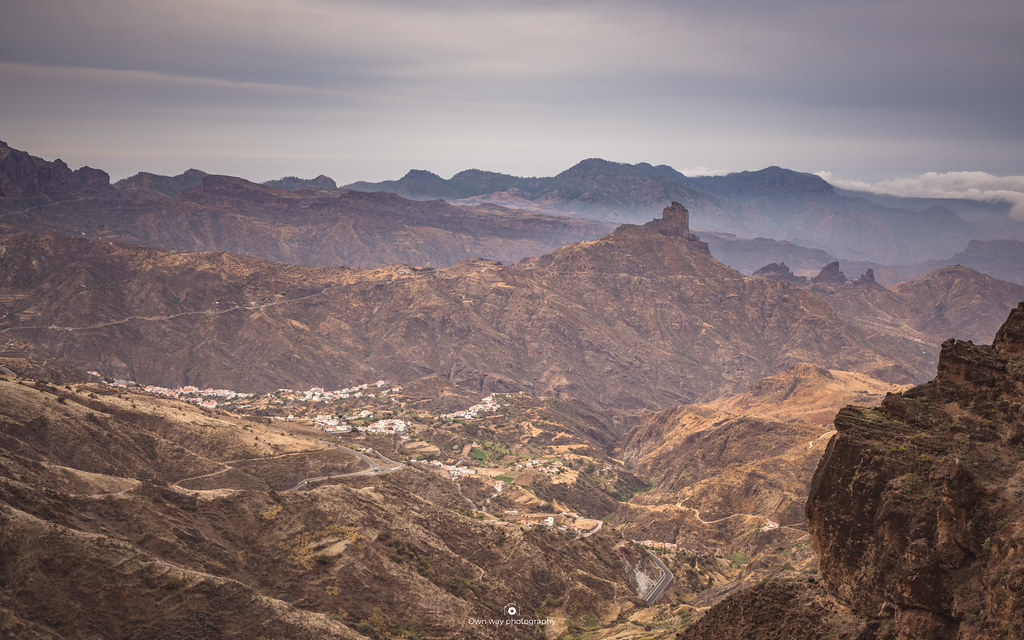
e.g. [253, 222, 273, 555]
[419, 459, 477, 476]
[519, 516, 556, 528]
[90, 373, 256, 410]
[312, 414, 408, 435]
[91, 370, 407, 413]
[360, 418, 408, 434]
[514, 459, 561, 474]
[271, 380, 401, 403]
[635, 539, 678, 550]
[440, 394, 505, 420]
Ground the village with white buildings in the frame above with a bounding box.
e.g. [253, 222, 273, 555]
[88, 371, 615, 535]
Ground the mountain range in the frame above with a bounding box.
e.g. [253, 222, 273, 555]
[0, 141, 612, 269]
[3, 139, 1024, 638]
[346, 159, 1024, 265]
[3, 141, 1023, 287]
[0, 203, 969, 410]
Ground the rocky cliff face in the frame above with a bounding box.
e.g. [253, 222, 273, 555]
[0, 141, 113, 201]
[806, 301, 1024, 639]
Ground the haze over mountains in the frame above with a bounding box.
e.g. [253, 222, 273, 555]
[347, 158, 1024, 267]
[0, 141, 612, 269]
[3, 140, 1023, 287]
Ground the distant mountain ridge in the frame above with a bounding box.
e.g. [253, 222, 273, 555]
[0, 140, 114, 200]
[347, 158, 1024, 265]
[3, 141, 1021, 279]
[0, 142, 612, 269]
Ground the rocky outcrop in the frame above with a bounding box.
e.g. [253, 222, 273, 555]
[993, 301, 1024, 357]
[0, 140, 113, 201]
[854, 268, 876, 285]
[806, 302, 1024, 639]
[811, 261, 848, 285]
[262, 174, 337, 191]
[752, 261, 807, 283]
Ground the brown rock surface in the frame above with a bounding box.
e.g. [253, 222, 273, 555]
[0, 203, 931, 408]
[811, 260, 848, 285]
[805, 302, 1024, 639]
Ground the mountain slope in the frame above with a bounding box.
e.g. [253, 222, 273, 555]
[0, 204, 932, 410]
[808, 265, 1024, 357]
[0, 375, 642, 639]
[621, 364, 906, 528]
[0, 143, 612, 269]
[681, 303, 1024, 640]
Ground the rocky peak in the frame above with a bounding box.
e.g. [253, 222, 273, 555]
[643, 201, 699, 240]
[752, 261, 807, 284]
[993, 301, 1024, 357]
[262, 174, 337, 191]
[662, 201, 689, 232]
[853, 268, 875, 285]
[810, 261, 847, 284]
[0, 141, 112, 200]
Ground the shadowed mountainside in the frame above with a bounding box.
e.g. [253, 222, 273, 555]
[0, 204, 937, 410]
[0, 142, 613, 269]
[347, 159, 1023, 265]
[679, 302, 1024, 639]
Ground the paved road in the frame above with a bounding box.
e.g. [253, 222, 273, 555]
[1, 284, 345, 333]
[676, 504, 805, 532]
[174, 444, 404, 492]
[284, 445, 404, 491]
[643, 549, 675, 605]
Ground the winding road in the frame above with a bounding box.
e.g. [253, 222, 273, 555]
[675, 504, 806, 532]
[173, 443, 404, 492]
[643, 549, 675, 605]
[1, 284, 346, 333]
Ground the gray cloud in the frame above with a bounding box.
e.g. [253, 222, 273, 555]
[819, 171, 1024, 221]
[1, 0, 1021, 182]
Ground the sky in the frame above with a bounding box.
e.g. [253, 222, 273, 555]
[1, 0, 1022, 196]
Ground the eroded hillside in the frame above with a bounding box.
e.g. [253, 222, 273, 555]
[680, 302, 1024, 639]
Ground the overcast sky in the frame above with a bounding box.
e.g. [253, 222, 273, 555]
[1, 0, 1021, 190]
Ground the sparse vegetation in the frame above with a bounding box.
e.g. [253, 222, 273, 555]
[728, 551, 751, 568]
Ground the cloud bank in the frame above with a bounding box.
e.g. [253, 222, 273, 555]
[818, 171, 1024, 221]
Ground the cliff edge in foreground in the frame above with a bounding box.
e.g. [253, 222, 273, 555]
[682, 302, 1024, 640]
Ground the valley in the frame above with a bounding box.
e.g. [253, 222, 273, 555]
[1, 142, 1022, 639]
